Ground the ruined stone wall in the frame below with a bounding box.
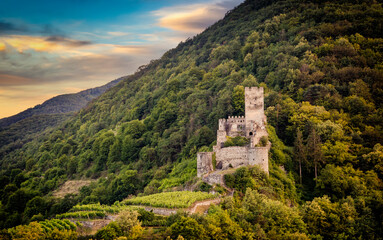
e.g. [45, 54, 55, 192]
[248, 147, 269, 173]
[197, 152, 213, 177]
[252, 127, 268, 146]
[215, 146, 249, 169]
[216, 130, 227, 148]
[202, 172, 224, 186]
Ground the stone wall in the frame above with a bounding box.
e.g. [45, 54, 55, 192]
[197, 152, 213, 177]
[202, 172, 224, 185]
[252, 127, 268, 146]
[216, 130, 227, 148]
[248, 147, 269, 173]
[215, 146, 249, 169]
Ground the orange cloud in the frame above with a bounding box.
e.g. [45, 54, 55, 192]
[154, 3, 228, 33]
[1, 35, 70, 52]
[0, 74, 33, 85]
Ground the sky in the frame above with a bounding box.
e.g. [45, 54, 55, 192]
[0, 0, 243, 119]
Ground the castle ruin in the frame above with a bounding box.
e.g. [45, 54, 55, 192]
[197, 87, 270, 179]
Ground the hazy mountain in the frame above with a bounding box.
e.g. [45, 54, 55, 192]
[0, 77, 123, 128]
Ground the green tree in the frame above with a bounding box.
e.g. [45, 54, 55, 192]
[205, 206, 245, 240]
[307, 127, 322, 180]
[24, 196, 47, 218]
[169, 216, 207, 240]
[294, 128, 306, 184]
[232, 85, 245, 115]
[115, 210, 143, 239]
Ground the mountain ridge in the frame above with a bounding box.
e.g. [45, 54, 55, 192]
[0, 77, 124, 128]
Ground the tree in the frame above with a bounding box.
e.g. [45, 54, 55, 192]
[232, 85, 245, 116]
[24, 196, 47, 218]
[307, 127, 322, 180]
[294, 128, 306, 184]
[302, 196, 358, 239]
[95, 222, 122, 240]
[169, 216, 207, 240]
[205, 206, 245, 240]
[115, 210, 143, 239]
[7, 222, 45, 240]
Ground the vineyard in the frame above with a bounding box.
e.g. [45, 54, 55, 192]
[7, 219, 78, 239]
[122, 191, 217, 208]
[54, 192, 217, 221]
[55, 203, 139, 219]
[56, 211, 106, 219]
[39, 219, 77, 232]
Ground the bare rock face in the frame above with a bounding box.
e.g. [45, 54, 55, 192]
[197, 87, 270, 179]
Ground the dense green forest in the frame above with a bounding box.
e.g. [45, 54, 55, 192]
[1, 0, 383, 239]
[0, 77, 123, 164]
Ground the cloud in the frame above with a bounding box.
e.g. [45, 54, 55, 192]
[0, 19, 64, 37]
[0, 20, 23, 34]
[0, 35, 91, 53]
[0, 34, 167, 88]
[153, 0, 243, 33]
[108, 31, 130, 37]
[0, 74, 32, 86]
[45, 36, 92, 47]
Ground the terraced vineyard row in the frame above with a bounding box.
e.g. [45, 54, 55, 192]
[56, 211, 106, 219]
[55, 203, 140, 219]
[122, 191, 217, 208]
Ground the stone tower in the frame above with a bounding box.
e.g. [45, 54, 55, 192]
[245, 87, 267, 146]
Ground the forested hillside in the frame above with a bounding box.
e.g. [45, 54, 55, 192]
[1, 0, 383, 239]
[0, 77, 123, 162]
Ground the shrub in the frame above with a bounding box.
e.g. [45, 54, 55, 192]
[259, 136, 268, 147]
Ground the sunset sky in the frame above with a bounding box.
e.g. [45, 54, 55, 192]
[0, 0, 243, 118]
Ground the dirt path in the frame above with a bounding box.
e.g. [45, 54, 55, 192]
[128, 197, 222, 215]
[187, 198, 221, 214]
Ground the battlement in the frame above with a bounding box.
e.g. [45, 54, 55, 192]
[245, 86, 264, 92]
[227, 116, 245, 123]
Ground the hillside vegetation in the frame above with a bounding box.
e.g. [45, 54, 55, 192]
[0, 77, 123, 161]
[1, 0, 383, 239]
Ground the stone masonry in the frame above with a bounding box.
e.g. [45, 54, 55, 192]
[197, 87, 270, 179]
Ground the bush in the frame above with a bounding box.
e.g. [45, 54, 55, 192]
[259, 136, 268, 147]
[223, 136, 249, 147]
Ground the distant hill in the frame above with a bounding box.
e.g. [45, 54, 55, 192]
[0, 113, 72, 158]
[0, 77, 124, 158]
[0, 77, 123, 128]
